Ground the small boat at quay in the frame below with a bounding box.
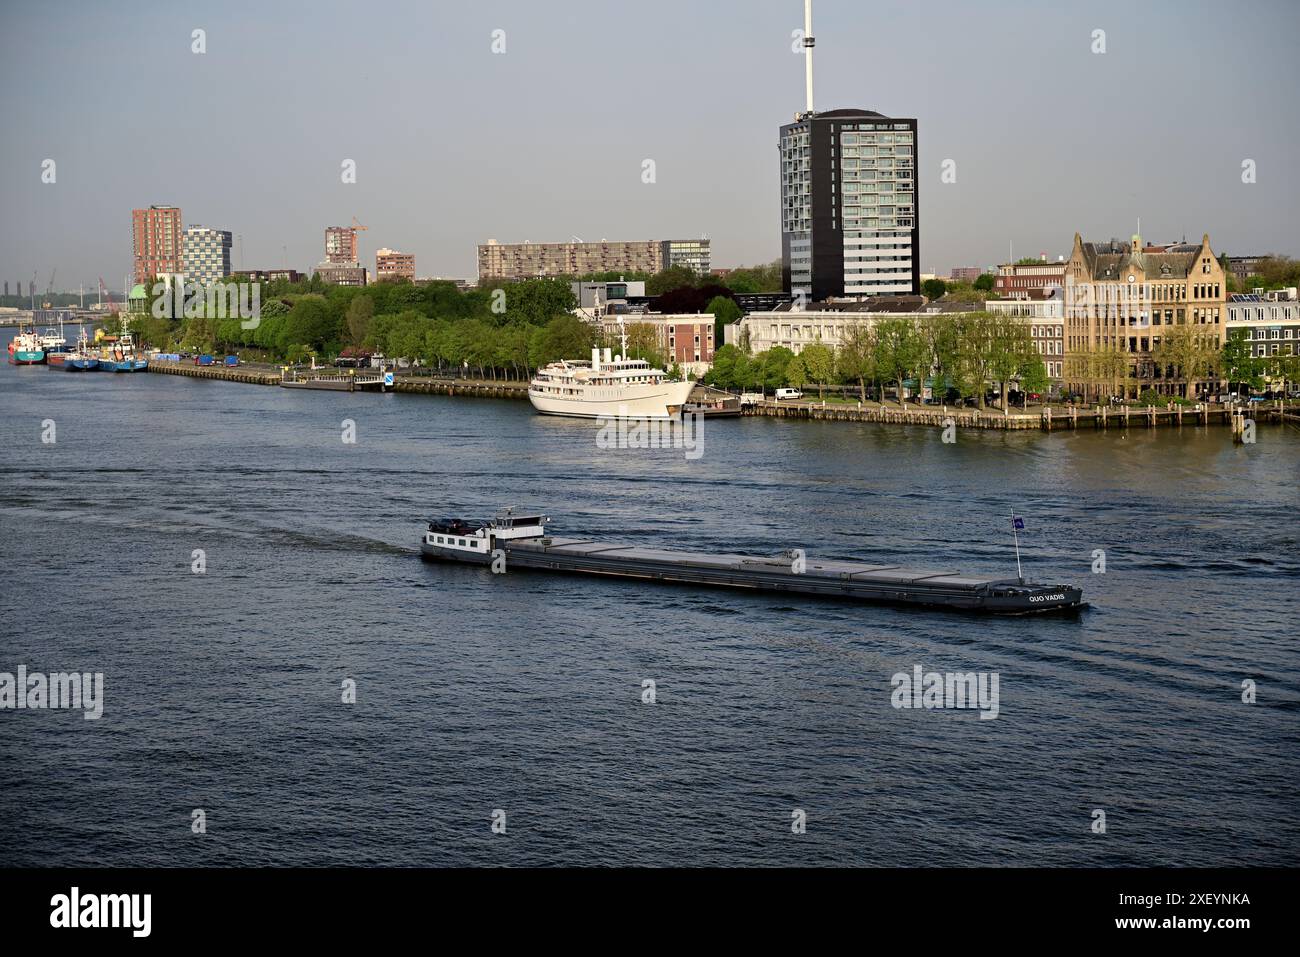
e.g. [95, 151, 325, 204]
[62, 327, 99, 371]
[420, 509, 1087, 615]
[39, 324, 69, 362]
[98, 330, 147, 372]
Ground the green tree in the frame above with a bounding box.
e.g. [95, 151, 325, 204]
[1018, 355, 1050, 406]
[800, 341, 834, 399]
[1154, 324, 1218, 398]
[951, 312, 998, 407]
[1220, 329, 1264, 394]
[916, 313, 959, 401]
[536, 314, 595, 365]
[715, 261, 783, 293]
[922, 277, 948, 300]
[758, 346, 795, 390]
[873, 317, 925, 404]
[704, 295, 742, 350]
[837, 323, 878, 401]
[282, 295, 338, 352]
[786, 355, 808, 390]
[345, 294, 374, 347]
[624, 322, 667, 368]
[704, 343, 743, 389]
[987, 314, 1036, 410]
[646, 266, 703, 296]
[974, 273, 995, 291]
[494, 278, 577, 326]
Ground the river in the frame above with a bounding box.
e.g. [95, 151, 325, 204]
[1, 334, 1297, 866]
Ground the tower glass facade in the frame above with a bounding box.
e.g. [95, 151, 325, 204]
[780, 109, 918, 301]
[183, 225, 233, 286]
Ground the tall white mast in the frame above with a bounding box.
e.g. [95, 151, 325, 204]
[803, 0, 816, 114]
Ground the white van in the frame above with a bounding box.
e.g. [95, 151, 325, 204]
[775, 388, 803, 401]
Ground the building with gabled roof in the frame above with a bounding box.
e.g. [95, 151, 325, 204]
[1063, 231, 1226, 399]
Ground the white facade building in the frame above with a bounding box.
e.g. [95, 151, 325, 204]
[1226, 290, 1300, 359]
[727, 310, 889, 355]
[986, 298, 1065, 387]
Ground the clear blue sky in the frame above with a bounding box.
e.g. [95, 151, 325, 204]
[2, 0, 1297, 293]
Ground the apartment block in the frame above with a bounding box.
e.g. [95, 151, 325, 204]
[183, 225, 233, 286]
[376, 248, 415, 282]
[477, 238, 710, 281]
[325, 226, 359, 264]
[780, 109, 919, 300]
[132, 205, 183, 285]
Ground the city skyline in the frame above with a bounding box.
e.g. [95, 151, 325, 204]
[1, 0, 1298, 291]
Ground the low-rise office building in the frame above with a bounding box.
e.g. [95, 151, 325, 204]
[599, 313, 715, 376]
[315, 262, 367, 286]
[993, 260, 1066, 300]
[376, 248, 415, 282]
[986, 298, 1065, 389]
[1226, 289, 1300, 359]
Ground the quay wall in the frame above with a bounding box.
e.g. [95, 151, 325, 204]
[141, 361, 1296, 430]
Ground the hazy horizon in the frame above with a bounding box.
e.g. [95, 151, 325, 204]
[2, 0, 1297, 293]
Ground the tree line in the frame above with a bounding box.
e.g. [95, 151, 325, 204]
[705, 312, 1050, 409]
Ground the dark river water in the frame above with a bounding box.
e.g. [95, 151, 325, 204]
[2, 333, 1297, 866]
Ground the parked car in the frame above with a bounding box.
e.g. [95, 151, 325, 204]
[774, 388, 803, 401]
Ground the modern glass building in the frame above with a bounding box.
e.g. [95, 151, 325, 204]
[182, 225, 233, 286]
[780, 108, 919, 301]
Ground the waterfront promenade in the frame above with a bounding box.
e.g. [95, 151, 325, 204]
[145, 357, 529, 399]
[141, 359, 1296, 431]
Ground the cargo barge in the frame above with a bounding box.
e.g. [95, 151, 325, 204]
[419, 510, 1086, 615]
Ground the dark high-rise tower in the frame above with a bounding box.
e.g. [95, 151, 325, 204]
[780, 1, 919, 301]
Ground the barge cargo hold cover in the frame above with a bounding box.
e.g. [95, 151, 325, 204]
[420, 510, 1086, 616]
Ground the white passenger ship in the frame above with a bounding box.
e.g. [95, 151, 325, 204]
[528, 329, 693, 419]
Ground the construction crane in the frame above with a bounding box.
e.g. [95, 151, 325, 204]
[351, 216, 368, 232]
[47, 268, 56, 295]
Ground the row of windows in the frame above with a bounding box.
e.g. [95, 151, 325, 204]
[841, 132, 913, 145]
[1229, 308, 1300, 321]
[1242, 327, 1298, 339]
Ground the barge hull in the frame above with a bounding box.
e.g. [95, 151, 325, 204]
[420, 536, 1084, 615]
